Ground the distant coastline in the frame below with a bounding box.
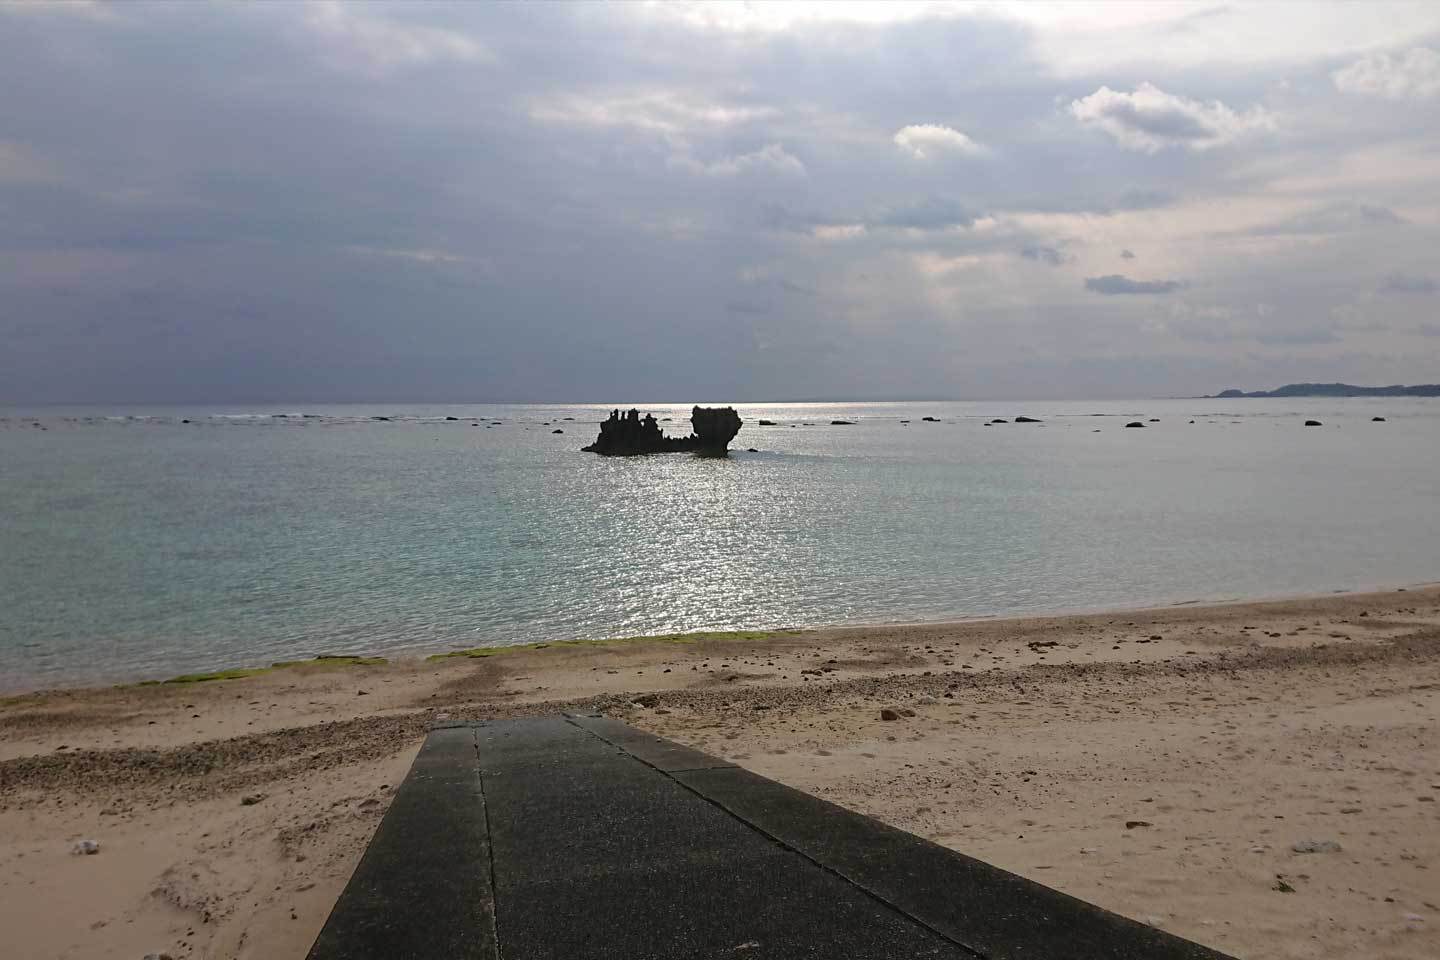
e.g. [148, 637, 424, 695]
[1209, 382, 1440, 398]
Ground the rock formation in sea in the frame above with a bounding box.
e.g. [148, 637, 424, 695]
[581, 406, 742, 456]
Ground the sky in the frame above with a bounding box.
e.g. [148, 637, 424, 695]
[2, 1, 1439, 403]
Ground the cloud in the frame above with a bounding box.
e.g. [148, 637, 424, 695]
[531, 91, 776, 135]
[1245, 201, 1406, 236]
[870, 196, 977, 230]
[1120, 249, 1136, 259]
[1069, 82, 1274, 152]
[893, 124, 983, 159]
[1085, 274, 1182, 294]
[302, 1, 493, 72]
[672, 143, 805, 177]
[1333, 47, 1440, 100]
[1381, 273, 1437, 294]
[1020, 244, 1066, 265]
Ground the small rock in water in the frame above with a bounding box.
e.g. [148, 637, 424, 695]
[1373, 416, 1386, 422]
[552, 428, 563, 434]
[1291, 840, 1341, 854]
[1304, 420, 1322, 426]
[1125, 422, 1145, 428]
[71, 839, 100, 856]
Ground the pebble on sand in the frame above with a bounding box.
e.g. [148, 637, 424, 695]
[1291, 839, 1341, 854]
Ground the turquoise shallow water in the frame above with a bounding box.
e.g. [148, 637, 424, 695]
[2, 399, 1438, 692]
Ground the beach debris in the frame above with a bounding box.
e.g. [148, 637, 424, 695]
[1273, 877, 1296, 893]
[1124, 820, 1153, 829]
[1291, 840, 1341, 854]
[70, 839, 101, 855]
[240, 793, 267, 806]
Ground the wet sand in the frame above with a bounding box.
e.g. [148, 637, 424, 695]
[3, 586, 1439, 959]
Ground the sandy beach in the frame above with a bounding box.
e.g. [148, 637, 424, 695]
[3, 586, 1439, 960]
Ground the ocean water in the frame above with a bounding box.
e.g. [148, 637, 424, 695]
[2, 399, 1437, 692]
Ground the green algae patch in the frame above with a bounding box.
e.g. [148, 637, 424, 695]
[427, 629, 804, 661]
[136, 654, 389, 686]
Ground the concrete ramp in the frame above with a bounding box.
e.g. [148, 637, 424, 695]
[307, 716, 1235, 960]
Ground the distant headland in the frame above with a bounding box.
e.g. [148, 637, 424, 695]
[1210, 382, 1440, 398]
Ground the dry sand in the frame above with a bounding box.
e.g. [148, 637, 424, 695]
[3, 586, 1439, 959]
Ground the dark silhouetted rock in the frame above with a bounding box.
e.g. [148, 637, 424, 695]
[372, 416, 390, 421]
[990, 419, 1009, 424]
[758, 419, 777, 426]
[1305, 420, 1322, 426]
[1372, 416, 1386, 422]
[921, 416, 939, 422]
[1148, 418, 1159, 422]
[1014, 416, 1042, 423]
[831, 420, 855, 425]
[552, 429, 564, 434]
[445, 416, 459, 421]
[747, 447, 758, 452]
[582, 406, 742, 456]
[1125, 421, 1145, 428]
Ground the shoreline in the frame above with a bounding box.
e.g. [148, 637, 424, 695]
[6, 578, 1438, 699]
[3, 584, 1439, 959]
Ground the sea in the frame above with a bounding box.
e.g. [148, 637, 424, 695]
[2, 399, 1437, 693]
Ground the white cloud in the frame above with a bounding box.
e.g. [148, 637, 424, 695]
[893, 124, 984, 159]
[672, 144, 806, 177]
[1333, 47, 1440, 100]
[531, 92, 776, 136]
[1069, 83, 1274, 152]
[303, 1, 492, 72]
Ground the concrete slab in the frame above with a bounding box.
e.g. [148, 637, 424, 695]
[305, 726, 495, 960]
[310, 717, 1236, 960]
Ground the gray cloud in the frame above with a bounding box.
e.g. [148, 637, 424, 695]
[1020, 244, 1066, 266]
[0, 3, 1438, 403]
[1069, 82, 1274, 152]
[1381, 272, 1436, 294]
[1085, 275, 1183, 295]
[1245, 202, 1406, 236]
